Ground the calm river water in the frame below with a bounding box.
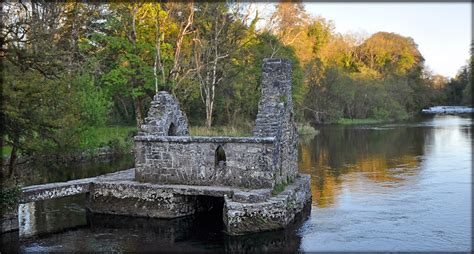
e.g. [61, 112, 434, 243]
[1, 115, 472, 252]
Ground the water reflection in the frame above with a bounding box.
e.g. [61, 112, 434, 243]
[299, 119, 435, 207]
[299, 115, 472, 251]
[19, 194, 87, 238]
[2, 198, 309, 253]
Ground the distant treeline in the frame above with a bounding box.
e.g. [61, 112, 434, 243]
[1, 1, 472, 169]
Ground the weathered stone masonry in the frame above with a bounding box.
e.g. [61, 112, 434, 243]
[135, 136, 277, 188]
[135, 59, 300, 190]
[4, 59, 311, 236]
[140, 91, 189, 136]
[127, 58, 311, 235]
[253, 59, 299, 186]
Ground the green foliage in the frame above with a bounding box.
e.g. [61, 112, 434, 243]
[74, 74, 112, 126]
[2, 61, 83, 160]
[272, 181, 288, 195]
[297, 123, 318, 135]
[443, 63, 472, 106]
[0, 185, 21, 213]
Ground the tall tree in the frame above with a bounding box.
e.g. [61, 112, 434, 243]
[192, 2, 246, 127]
[1, 1, 81, 176]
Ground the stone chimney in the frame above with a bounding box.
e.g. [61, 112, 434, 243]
[253, 58, 294, 137]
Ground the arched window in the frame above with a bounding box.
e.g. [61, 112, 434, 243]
[215, 145, 226, 167]
[168, 123, 176, 136]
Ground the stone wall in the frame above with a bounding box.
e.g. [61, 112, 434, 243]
[135, 136, 278, 189]
[140, 91, 189, 136]
[134, 58, 299, 189]
[253, 59, 299, 186]
[87, 181, 199, 218]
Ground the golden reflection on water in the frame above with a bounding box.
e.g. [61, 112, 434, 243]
[299, 126, 424, 208]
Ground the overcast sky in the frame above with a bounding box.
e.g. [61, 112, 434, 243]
[255, 2, 471, 78]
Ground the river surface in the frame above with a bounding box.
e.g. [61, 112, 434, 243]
[1, 115, 472, 252]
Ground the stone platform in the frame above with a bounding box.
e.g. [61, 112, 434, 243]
[86, 169, 311, 235]
[6, 168, 311, 235]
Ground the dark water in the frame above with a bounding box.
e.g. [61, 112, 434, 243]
[1, 115, 472, 252]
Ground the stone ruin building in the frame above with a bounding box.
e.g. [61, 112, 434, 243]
[10, 59, 311, 236]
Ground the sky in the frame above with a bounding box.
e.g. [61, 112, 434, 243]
[255, 2, 471, 78]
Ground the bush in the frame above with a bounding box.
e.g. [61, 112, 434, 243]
[0, 185, 21, 214]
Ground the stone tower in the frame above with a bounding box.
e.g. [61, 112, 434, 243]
[253, 58, 299, 185]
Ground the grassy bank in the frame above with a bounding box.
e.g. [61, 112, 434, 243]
[79, 126, 137, 150]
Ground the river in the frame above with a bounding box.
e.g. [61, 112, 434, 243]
[1, 115, 472, 252]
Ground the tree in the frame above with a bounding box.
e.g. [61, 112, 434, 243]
[356, 32, 423, 76]
[1, 1, 82, 176]
[192, 2, 247, 127]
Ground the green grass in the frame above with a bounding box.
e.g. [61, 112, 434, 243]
[336, 118, 386, 125]
[189, 125, 252, 137]
[191, 123, 319, 137]
[79, 126, 137, 149]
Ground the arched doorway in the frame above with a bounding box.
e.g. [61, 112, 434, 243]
[168, 123, 176, 136]
[215, 145, 226, 167]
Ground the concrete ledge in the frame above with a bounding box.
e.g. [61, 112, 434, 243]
[21, 181, 91, 203]
[134, 135, 276, 144]
[91, 180, 237, 199]
[8, 169, 312, 236]
[20, 169, 134, 203]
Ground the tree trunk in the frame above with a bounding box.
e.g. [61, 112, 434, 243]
[8, 144, 18, 178]
[134, 96, 143, 129]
